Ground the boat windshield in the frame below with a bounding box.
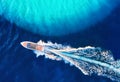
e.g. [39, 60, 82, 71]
[27, 43, 36, 49]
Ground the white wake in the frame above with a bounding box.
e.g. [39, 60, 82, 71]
[34, 40, 120, 82]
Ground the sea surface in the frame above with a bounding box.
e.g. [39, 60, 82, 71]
[0, 5, 120, 82]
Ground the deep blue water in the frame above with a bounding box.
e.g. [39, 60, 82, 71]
[0, 5, 120, 82]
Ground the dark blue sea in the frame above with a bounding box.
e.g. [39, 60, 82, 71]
[0, 5, 120, 82]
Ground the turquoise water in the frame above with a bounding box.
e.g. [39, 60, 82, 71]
[0, 0, 119, 36]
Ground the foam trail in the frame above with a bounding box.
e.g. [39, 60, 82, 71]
[34, 41, 120, 82]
